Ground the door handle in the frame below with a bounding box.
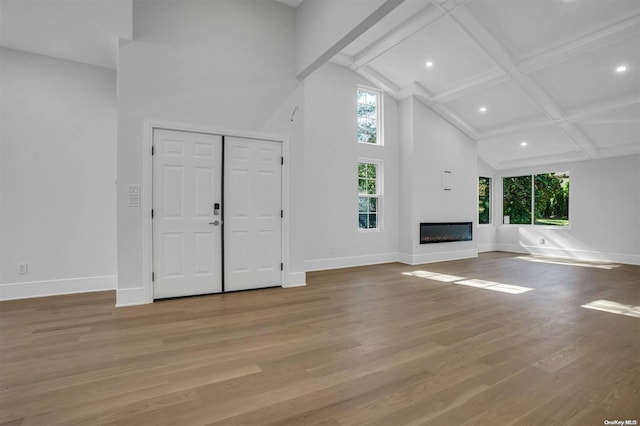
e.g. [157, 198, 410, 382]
[209, 220, 222, 226]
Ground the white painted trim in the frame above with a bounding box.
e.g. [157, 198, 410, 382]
[116, 286, 147, 307]
[495, 244, 640, 265]
[0, 275, 116, 301]
[305, 252, 399, 272]
[400, 249, 478, 266]
[142, 119, 292, 305]
[478, 243, 497, 253]
[283, 272, 306, 288]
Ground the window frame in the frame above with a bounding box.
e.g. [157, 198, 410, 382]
[478, 176, 492, 226]
[357, 158, 383, 232]
[356, 85, 384, 146]
[501, 171, 571, 228]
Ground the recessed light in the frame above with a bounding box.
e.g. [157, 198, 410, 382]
[425, 61, 433, 68]
[520, 141, 528, 147]
[616, 65, 628, 73]
[479, 106, 487, 113]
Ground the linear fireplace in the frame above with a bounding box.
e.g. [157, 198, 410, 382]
[420, 222, 472, 244]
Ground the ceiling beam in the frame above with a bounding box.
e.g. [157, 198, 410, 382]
[449, 6, 600, 158]
[351, 3, 444, 70]
[519, 15, 640, 75]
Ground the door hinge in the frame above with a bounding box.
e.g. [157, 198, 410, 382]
[151, 209, 154, 218]
[281, 156, 284, 165]
[280, 263, 283, 271]
[281, 209, 283, 218]
[152, 272, 155, 281]
[151, 145, 155, 156]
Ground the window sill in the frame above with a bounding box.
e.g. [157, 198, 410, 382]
[358, 142, 384, 147]
[358, 228, 382, 233]
[499, 224, 571, 230]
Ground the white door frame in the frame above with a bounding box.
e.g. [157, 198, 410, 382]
[141, 119, 291, 304]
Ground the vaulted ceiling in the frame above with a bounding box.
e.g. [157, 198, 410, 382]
[332, 0, 640, 170]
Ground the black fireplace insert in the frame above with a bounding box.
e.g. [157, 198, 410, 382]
[420, 222, 472, 244]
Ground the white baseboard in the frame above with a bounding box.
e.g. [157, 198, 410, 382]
[478, 243, 498, 253]
[283, 272, 306, 288]
[0, 275, 116, 301]
[305, 252, 398, 272]
[116, 286, 148, 307]
[400, 249, 478, 266]
[496, 244, 640, 265]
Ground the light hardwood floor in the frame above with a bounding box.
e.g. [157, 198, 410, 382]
[1, 252, 638, 425]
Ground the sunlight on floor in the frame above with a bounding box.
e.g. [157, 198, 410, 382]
[402, 271, 533, 294]
[401, 270, 464, 282]
[581, 300, 640, 318]
[454, 279, 533, 294]
[515, 256, 620, 270]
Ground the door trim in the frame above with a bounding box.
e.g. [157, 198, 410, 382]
[142, 119, 290, 304]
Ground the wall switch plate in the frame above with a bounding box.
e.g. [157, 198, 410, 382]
[128, 184, 140, 195]
[18, 263, 28, 275]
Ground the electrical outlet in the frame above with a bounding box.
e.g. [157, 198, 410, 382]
[18, 263, 28, 275]
[539, 238, 545, 245]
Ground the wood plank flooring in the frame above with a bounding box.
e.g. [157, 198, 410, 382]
[1, 252, 638, 425]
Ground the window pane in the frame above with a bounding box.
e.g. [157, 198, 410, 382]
[534, 173, 569, 226]
[503, 175, 532, 224]
[369, 197, 377, 212]
[478, 177, 491, 224]
[358, 214, 368, 229]
[358, 163, 367, 178]
[357, 88, 380, 145]
[367, 163, 376, 178]
[359, 197, 369, 213]
[366, 179, 376, 195]
[368, 214, 377, 228]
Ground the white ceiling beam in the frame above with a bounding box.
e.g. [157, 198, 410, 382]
[428, 69, 508, 104]
[497, 150, 590, 171]
[563, 94, 640, 123]
[519, 15, 640, 75]
[597, 143, 640, 159]
[414, 95, 479, 140]
[449, 6, 600, 159]
[357, 65, 403, 95]
[329, 52, 355, 67]
[476, 118, 556, 142]
[351, 3, 444, 70]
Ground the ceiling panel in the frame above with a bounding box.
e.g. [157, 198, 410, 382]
[442, 80, 549, 133]
[478, 125, 581, 164]
[530, 34, 640, 111]
[368, 15, 500, 94]
[576, 105, 640, 148]
[466, 0, 640, 60]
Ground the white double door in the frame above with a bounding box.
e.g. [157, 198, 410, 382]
[152, 129, 282, 299]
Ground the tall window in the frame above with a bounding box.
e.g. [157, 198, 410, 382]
[478, 177, 491, 224]
[357, 87, 382, 145]
[358, 161, 381, 230]
[503, 172, 570, 226]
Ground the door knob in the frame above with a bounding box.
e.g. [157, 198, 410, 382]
[209, 220, 221, 226]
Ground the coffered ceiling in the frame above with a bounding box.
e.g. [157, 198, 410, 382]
[332, 0, 640, 170]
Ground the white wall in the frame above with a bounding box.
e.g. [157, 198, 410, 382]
[495, 155, 640, 265]
[295, 0, 398, 78]
[403, 99, 478, 264]
[304, 63, 399, 271]
[0, 48, 117, 300]
[117, 0, 305, 305]
[477, 157, 497, 252]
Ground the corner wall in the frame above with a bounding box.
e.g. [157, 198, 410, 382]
[0, 48, 117, 300]
[495, 155, 640, 265]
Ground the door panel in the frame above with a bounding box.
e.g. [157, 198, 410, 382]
[224, 137, 282, 291]
[153, 129, 222, 299]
